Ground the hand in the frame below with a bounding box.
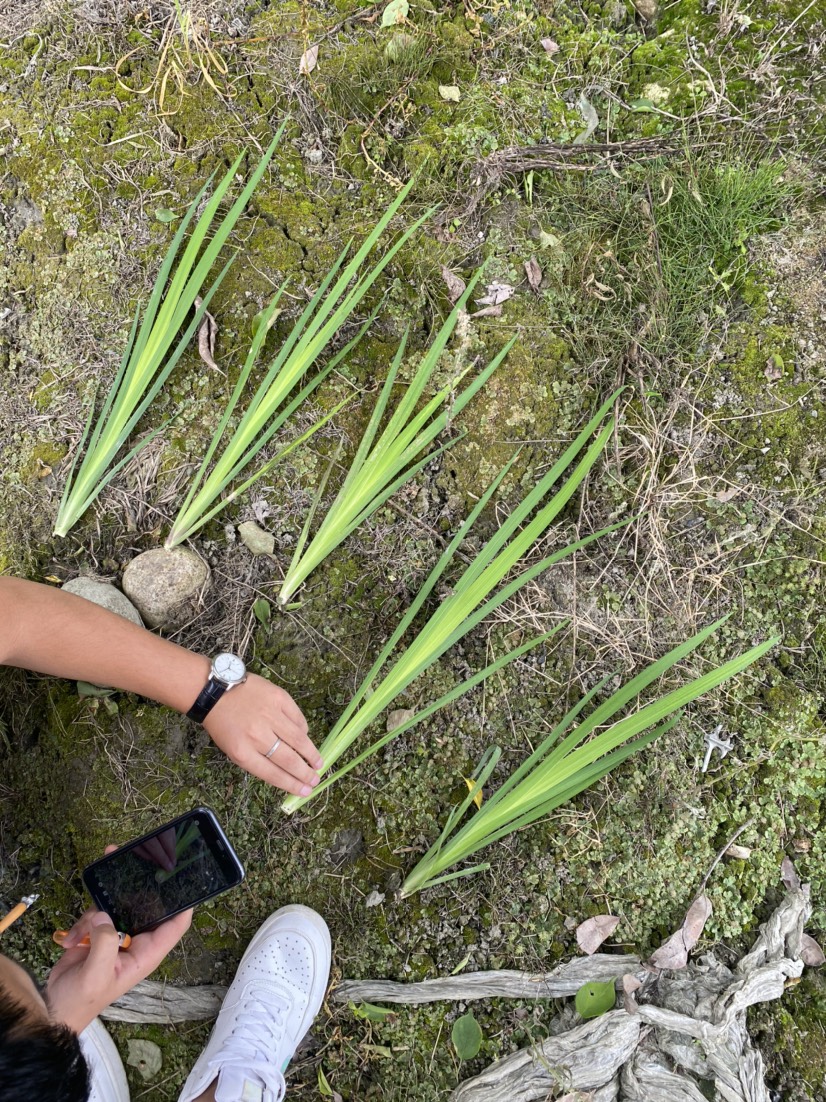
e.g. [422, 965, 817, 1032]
[203, 672, 323, 798]
[46, 847, 192, 1033]
[133, 827, 177, 871]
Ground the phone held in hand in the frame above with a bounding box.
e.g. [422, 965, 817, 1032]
[83, 807, 245, 936]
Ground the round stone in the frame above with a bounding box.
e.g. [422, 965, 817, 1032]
[122, 547, 211, 631]
[62, 576, 144, 627]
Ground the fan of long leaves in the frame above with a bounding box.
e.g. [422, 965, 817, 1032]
[399, 620, 777, 895]
[282, 392, 626, 814]
[54, 129, 284, 537]
[276, 272, 514, 605]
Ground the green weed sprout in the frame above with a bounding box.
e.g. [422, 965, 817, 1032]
[399, 623, 777, 896]
[54, 128, 285, 538]
[165, 179, 434, 547]
[281, 391, 626, 814]
[277, 274, 514, 605]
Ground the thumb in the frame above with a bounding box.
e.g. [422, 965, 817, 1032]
[84, 912, 120, 975]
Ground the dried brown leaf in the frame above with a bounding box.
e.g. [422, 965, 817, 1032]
[194, 296, 219, 372]
[524, 255, 543, 293]
[764, 358, 782, 382]
[299, 44, 319, 75]
[576, 914, 620, 955]
[649, 893, 712, 971]
[441, 266, 466, 304]
[715, 485, 740, 503]
[725, 844, 752, 860]
[541, 37, 560, 54]
[782, 856, 802, 892]
[476, 282, 514, 307]
[801, 933, 825, 967]
[471, 304, 503, 318]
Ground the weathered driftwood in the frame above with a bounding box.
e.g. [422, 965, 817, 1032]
[335, 954, 640, 1005]
[101, 980, 228, 1023]
[452, 1011, 641, 1102]
[449, 881, 812, 1102]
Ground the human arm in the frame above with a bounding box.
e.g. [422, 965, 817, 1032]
[0, 576, 321, 796]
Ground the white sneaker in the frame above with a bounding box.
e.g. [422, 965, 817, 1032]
[178, 905, 331, 1102]
[78, 1017, 130, 1102]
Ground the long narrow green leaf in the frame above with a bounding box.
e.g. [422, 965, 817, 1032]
[296, 627, 562, 806]
[165, 189, 435, 547]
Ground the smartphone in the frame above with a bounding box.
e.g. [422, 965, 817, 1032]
[83, 807, 245, 936]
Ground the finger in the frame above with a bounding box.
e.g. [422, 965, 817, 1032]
[159, 828, 177, 868]
[120, 909, 193, 983]
[260, 740, 320, 791]
[239, 751, 318, 798]
[269, 693, 322, 771]
[284, 724, 323, 772]
[104, 844, 119, 855]
[83, 912, 121, 979]
[60, 908, 104, 949]
[137, 837, 175, 871]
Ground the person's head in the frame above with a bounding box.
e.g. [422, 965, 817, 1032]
[0, 952, 89, 1101]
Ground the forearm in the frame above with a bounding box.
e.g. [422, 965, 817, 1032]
[0, 577, 208, 714]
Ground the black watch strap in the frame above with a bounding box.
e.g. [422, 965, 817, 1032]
[186, 678, 228, 724]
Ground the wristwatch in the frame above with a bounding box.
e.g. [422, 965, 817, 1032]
[186, 653, 247, 723]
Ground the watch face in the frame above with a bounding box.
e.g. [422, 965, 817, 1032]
[213, 653, 246, 686]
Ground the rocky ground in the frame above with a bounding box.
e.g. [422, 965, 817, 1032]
[1, 0, 826, 1098]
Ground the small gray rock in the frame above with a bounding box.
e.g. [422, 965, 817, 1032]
[126, 1038, 162, 1081]
[63, 576, 144, 627]
[237, 520, 275, 556]
[122, 548, 211, 630]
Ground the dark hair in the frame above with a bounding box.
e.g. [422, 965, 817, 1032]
[0, 984, 89, 1101]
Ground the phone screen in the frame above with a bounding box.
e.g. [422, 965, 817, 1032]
[83, 808, 244, 935]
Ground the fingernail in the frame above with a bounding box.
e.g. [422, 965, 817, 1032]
[315, 758, 324, 770]
[310, 774, 320, 787]
[300, 784, 312, 797]
[90, 912, 114, 928]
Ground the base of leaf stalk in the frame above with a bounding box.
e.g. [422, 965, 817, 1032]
[280, 792, 306, 815]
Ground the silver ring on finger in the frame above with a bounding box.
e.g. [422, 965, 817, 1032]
[264, 737, 282, 759]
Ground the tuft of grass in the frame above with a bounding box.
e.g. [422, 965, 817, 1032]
[115, 0, 231, 117]
[537, 157, 791, 364]
[54, 132, 284, 539]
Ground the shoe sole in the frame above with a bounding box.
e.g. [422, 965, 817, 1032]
[79, 1018, 130, 1102]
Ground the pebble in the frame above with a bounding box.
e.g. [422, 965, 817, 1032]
[122, 547, 211, 630]
[62, 576, 143, 627]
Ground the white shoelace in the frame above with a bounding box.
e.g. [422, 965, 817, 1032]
[210, 989, 292, 1102]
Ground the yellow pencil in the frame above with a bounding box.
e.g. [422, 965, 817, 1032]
[0, 894, 39, 936]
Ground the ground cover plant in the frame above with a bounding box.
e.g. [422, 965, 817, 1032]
[400, 619, 777, 895]
[276, 275, 512, 605]
[1, 0, 826, 1099]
